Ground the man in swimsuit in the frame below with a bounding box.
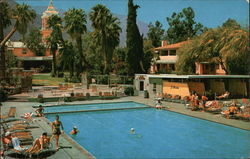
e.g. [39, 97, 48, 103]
[51, 115, 64, 151]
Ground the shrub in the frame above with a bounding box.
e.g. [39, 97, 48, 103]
[58, 72, 64, 77]
[64, 77, 68, 82]
[64, 97, 72, 102]
[124, 87, 134, 96]
[70, 76, 81, 83]
[37, 93, 44, 103]
[0, 89, 8, 102]
[86, 93, 90, 99]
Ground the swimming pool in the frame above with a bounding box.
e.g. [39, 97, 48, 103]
[46, 102, 250, 158]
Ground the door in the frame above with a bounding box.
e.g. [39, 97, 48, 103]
[139, 81, 144, 91]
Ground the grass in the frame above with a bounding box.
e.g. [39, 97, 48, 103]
[32, 73, 65, 86]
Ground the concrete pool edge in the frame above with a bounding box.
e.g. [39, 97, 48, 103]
[41, 117, 96, 159]
[32, 101, 135, 108]
[44, 106, 150, 114]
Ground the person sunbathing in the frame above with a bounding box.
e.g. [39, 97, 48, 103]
[216, 91, 230, 99]
[2, 131, 27, 151]
[26, 132, 50, 154]
[221, 106, 238, 119]
[35, 105, 44, 117]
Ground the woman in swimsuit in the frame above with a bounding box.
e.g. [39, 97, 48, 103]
[51, 115, 64, 151]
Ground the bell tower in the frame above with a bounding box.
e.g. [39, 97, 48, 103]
[41, 0, 59, 41]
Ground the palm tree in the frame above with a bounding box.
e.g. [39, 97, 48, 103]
[0, 3, 36, 79]
[176, 25, 249, 75]
[0, 3, 36, 46]
[89, 4, 121, 74]
[64, 8, 87, 77]
[59, 41, 75, 78]
[47, 14, 64, 77]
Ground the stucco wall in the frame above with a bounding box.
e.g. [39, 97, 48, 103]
[163, 81, 190, 98]
[209, 80, 225, 95]
[228, 79, 247, 96]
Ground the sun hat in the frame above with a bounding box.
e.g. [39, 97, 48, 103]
[73, 126, 77, 129]
[5, 131, 11, 136]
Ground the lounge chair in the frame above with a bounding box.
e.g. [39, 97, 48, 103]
[0, 107, 16, 119]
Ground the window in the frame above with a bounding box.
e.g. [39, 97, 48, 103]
[156, 64, 160, 71]
[215, 64, 219, 69]
[153, 83, 156, 92]
[169, 50, 176, 56]
[22, 49, 27, 54]
[169, 64, 175, 71]
[161, 50, 168, 56]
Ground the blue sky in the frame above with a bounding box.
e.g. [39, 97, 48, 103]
[16, 0, 249, 29]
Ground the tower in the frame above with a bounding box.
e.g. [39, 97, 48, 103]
[41, 0, 59, 42]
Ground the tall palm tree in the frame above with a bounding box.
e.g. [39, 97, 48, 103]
[0, 3, 36, 46]
[0, 1, 11, 79]
[64, 8, 87, 77]
[47, 14, 64, 77]
[0, 3, 36, 79]
[89, 4, 121, 74]
[59, 41, 75, 78]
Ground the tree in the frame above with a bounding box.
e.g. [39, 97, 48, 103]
[89, 4, 121, 74]
[147, 21, 165, 47]
[64, 8, 87, 77]
[143, 39, 154, 73]
[82, 32, 103, 75]
[112, 47, 128, 75]
[25, 27, 45, 56]
[166, 7, 203, 44]
[58, 40, 75, 77]
[126, 0, 145, 75]
[0, 2, 36, 78]
[176, 20, 249, 75]
[47, 14, 64, 77]
[222, 18, 241, 29]
[0, 1, 11, 79]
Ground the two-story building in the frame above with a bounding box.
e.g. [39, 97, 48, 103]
[152, 40, 226, 75]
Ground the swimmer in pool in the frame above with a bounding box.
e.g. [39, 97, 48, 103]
[70, 126, 79, 135]
[130, 128, 135, 134]
[130, 128, 142, 138]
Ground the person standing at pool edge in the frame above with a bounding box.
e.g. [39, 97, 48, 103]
[51, 115, 64, 151]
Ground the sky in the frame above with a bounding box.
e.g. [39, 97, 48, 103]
[16, 0, 249, 29]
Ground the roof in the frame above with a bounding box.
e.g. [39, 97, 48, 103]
[6, 41, 26, 48]
[17, 56, 52, 61]
[155, 41, 189, 51]
[138, 74, 250, 79]
[42, 0, 58, 18]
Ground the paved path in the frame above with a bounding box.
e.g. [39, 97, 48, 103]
[1, 96, 249, 159]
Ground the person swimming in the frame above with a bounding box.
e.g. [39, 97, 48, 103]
[70, 126, 79, 135]
[130, 128, 135, 134]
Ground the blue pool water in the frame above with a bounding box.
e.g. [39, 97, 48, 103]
[46, 102, 250, 159]
[44, 102, 147, 113]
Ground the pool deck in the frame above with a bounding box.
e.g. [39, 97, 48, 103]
[1, 96, 250, 159]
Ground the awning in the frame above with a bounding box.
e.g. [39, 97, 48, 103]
[17, 56, 53, 61]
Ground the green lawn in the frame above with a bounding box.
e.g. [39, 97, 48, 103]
[32, 73, 65, 86]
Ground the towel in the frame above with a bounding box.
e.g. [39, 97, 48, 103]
[12, 137, 27, 151]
